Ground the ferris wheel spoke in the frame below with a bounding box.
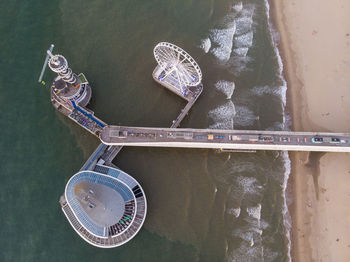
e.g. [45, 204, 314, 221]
[169, 49, 178, 61]
[163, 66, 177, 78]
[175, 69, 185, 90]
[157, 49, 174, 64]
[181, 64, 197, 77]
[158, 48, 174, 61]
[180, 67, 193, 83]
[177, 50, 181, 62]
[178, 56, 188, 66]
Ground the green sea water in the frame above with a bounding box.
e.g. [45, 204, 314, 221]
[0, 0, 290, 261]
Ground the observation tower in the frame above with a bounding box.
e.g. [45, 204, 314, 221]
[152, 42, 203, 101]
[60, 165, 147, 248]
[47, 50, 91, 115]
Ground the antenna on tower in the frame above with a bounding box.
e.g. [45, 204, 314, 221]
[38, 44, 54, 83]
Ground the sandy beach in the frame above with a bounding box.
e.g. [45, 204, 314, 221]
[270, 0, 350, 261]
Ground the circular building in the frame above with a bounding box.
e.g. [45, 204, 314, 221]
[60, 166, 147, 248]
[47, 51, 92, 114]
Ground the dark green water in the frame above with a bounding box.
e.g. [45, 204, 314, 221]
[0, 0, 290, 261]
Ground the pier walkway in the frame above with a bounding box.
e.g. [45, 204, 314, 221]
[79, 75, 203, 171]
[170, 83, 203, 128]
[100, 126, 350, 153]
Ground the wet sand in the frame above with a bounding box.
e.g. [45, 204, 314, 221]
[270, 0, 350, 261]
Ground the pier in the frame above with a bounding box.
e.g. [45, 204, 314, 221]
[100, 126, 350, 153]
[47, 42, 204, 248]
[45, 42, 350, 249]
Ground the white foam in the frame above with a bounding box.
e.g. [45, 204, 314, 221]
[236, 176, 262, 196]
[228, 242, 263, 262]
[232, 47, 249, 57]
[263, 2, 292, 259]
[233, 229, 254, 243]
[233, 105, 257, 127]
[227, 207, 241, 218]
[260, 220, 270, 230]
[210, 25, 236, 62]
[250, 237, 254, 247]
[200, 38, 211, 53]
[234, 31, 254, 48]
[208, 100, 236, 123]
[235, 17, 253, 36]
[227, 53, 253, 76]
[246, 204, 261, 220]
[240, 4, 256, 20]
[281, 150, 292, 262]
[215, 80, 235, 99]
[284, 114, 292, 131]
[209, 121, 233, 130]
[263, 248, 279, 261]
[232, 2, 243, 13]
[230, 162, 256, 174]
[264, 0, 292, 255]
[221, 12, 237, 28]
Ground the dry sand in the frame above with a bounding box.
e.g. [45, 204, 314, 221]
[270, 0, 350, 261]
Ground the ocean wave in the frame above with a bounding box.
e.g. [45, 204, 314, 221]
[260, 219, 270, 230]
[208, 100, 236, 130]
[263, 2, 292, 259]
[232, 47, 249, 57]
[236, 176, 262, 196]
[215, 80, 235, 99]
[208, 121, 233, 130]
[210, 26, 236, 62]
[263, 248, 279, 261]
[234, 31, 254, 48]
[240, 3, 256, 20]
[232, 2, 243, 13]
[281, 151, 292, 262]
[233, 105, 257, 127]
[253, 84, 287, 107]
[208, 9, 237, 62]
[246, 204, 261, 220]
[227, 54, 253, 76]
[284, 114, 292, 131]
[228, 242, 263, 262]
[226, 207, 241, 218]
[199, 38, 211, 53]
[233, 229, 254, 244]
[235, 17, 253, 36]
[229, 161, 256, 174]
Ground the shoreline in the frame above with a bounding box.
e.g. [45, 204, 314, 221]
[264, 1, 292, 260]
[268, 1, 305, 259]
[269, 0, 350, 261]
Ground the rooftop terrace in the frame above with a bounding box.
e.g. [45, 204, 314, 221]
[62, 167, 146, 248]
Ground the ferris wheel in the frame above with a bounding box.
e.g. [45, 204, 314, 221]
[154, 42, 202, 92]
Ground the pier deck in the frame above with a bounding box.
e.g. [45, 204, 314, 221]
[100, 126, 350, 153]
[171, 83, 203, 128]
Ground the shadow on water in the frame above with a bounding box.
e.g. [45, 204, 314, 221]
[305, 152, 326, 200]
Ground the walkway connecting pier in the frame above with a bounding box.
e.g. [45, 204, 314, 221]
[100, 126, 350, 153]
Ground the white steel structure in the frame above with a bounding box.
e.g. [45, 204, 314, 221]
[46, 48, 91, 112]
[47, 51, 78, 85]
[61, 166, 147, 248]
[153, 42, 202, 94]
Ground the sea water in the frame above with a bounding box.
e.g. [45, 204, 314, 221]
[0, 0, 290, 261]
